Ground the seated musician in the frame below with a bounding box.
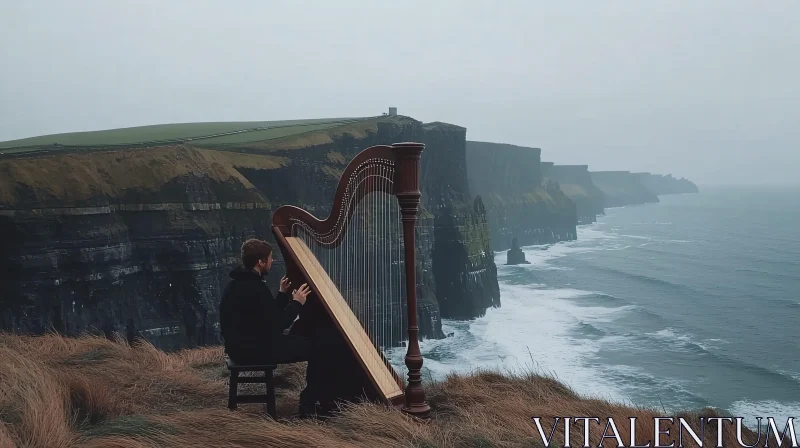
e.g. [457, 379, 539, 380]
[218, 238, 321, 415]
[219, 238, 379, 416]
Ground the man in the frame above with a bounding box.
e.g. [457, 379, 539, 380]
[218, 238, 316, 413]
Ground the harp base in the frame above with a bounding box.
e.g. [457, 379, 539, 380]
[401, 403, 431, 421]
[389, 395, 431, 421]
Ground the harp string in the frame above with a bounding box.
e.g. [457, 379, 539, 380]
[290, 162, 406, 372]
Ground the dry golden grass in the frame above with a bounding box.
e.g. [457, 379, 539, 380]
[0, 145, 274, 206]
[0, 333, 778, 447]
[0, 115, 407, 207]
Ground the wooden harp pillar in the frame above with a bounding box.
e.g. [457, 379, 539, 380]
[271, 142, 430, 420]
[393, 143, 430, 418]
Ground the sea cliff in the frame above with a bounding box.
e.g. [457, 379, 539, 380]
[632, 172, 700, 195]
[0, 115, 501, 348]
[589, 170, 661, 208]
[465, 141, 576, 251]
[421, 124, 500, 320]
[542, 163, 605, 224]
[0, 118, 700, 350]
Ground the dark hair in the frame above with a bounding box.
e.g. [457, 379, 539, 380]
[241, 239, 272, 270]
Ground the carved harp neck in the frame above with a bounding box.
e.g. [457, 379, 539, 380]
[272, 143, 423, 240]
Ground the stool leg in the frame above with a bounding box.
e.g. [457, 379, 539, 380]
[265, 370, 276, 419]
[228, 371, 238, 411]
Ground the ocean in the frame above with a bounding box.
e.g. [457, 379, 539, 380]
[392, 185, 800, 424]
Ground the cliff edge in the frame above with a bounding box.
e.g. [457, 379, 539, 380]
[0, 115, 503, 348]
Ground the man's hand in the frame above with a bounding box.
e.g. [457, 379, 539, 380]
[292, 283, 311, 305]
[279, 276, 291, 293]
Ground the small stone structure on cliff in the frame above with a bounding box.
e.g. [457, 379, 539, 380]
[506, 237, 530, 265]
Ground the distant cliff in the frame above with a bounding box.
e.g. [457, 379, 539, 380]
[542, 163, 605, 224]
[589, 171, 660, 208]
[632, 172, 700, 195]
[466, 141, 576, 251]
[0, 116, 501, 349]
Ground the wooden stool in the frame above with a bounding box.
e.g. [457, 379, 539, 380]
[226, 357, 278, 419]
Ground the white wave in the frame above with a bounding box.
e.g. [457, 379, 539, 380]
[651, 327, 693, 343]
[401, 225, 642, 402]
[648, 327, 711, 351]
[395, 282, 631, 404]
[778, 370, 800, 384]
[599, 364, 702, 411]
[727, 400, 800, 429]
[577, 226, 620, 241]
[621, 234, 654, 241]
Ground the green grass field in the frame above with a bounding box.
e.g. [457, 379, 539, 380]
[0, 117, 372, 151]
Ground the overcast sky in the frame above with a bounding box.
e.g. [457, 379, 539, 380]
[1, 1, 798, 185]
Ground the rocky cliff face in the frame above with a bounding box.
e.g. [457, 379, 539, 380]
[465, 141, 542, 197]
[431, 197, 500, 319]
[0, 145, 274, 350]
[542, 163, 605, 224]
[589, 171, 660, 208]
[0, 116, 499, 349]
[466, 141, 576, 251]
[423, 127, 500, 320]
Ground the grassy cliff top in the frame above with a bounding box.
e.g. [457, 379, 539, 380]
[0, 333, 762, 448]
[0, 115, 418, 207]
[0, 145, 285, 207]
[0, 117, 376, 153]
[423, 122, 467, 132]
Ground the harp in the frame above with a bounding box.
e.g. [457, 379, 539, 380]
[271, 142, 430, 418]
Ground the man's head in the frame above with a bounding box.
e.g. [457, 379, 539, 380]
[241, 239, 273, 274]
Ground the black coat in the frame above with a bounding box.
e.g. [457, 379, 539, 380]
[218, 266, 302, 363]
